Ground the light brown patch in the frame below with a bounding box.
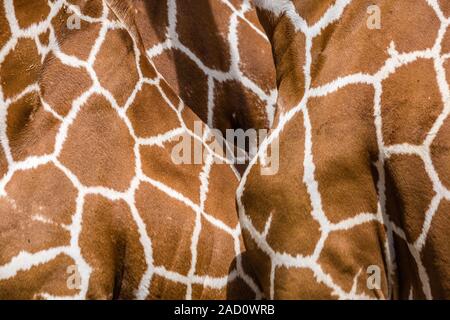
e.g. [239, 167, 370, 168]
[192, 284, 225, 300]
[293, 0, 337, 25]
[93, 28, 139, 107]
[135, 182, 195, 276]
[274, 266, 336, 299]
[0, 38, 41, 99]
[176, 0, 232, 72]
[243, 114, 320, 257]
[272, 18, 306, 113]
[67, 0, 104, 18]
[79, 195, 146, 299]
[438, 0, 450, 17]
[140, 140, 203, 204]
[1, 164, 76, 263]
[442, 28, 450, 55]
[382, 59, 443, 146]
[127, 83, 180, 138]
[148, 275, 187, 300]
[59, 94, 135, 191]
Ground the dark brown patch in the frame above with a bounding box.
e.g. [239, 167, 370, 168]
[176, 0, 231, 72]
[393, 233, 425, 299]
[0, 147, 7, 179]
[153, 49, 209, 123]
[241, 229, 272, 298]
[214, 80, 268, 133]
[385, 154, 435, 241]
[243, 113, 321, 257]
[0, 2, 11, 49]
[237, 17, 275, 94]
[132, 0, 169, 50]
[272, 18, 306, 113]
[203, 162, 239, 229]
[195, 217, 236, 278]
[422, 200, 450, 299]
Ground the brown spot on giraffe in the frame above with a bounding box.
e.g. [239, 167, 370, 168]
[0, 38, 41, 99]
[422, 200, 450, 298]
[0, 164, 75, 265]
[14, 0, 51, 29]
[94, 29, 140, 107]
[382, 59, 443, 146]
[40, 53, 93, 116]
[59, 94, 136, 192]
[7, 92, 60, 161]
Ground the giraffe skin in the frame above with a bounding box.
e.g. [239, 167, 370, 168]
[238, 0, 450, 299]
[134, 0, 277, 134]
[0, 0, 262, 299]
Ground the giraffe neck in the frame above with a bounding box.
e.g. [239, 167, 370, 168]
[254, 0, 331, 115]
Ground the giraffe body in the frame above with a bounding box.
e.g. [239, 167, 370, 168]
[240, 0, 450, 299]
[0, 0, 267, 299]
